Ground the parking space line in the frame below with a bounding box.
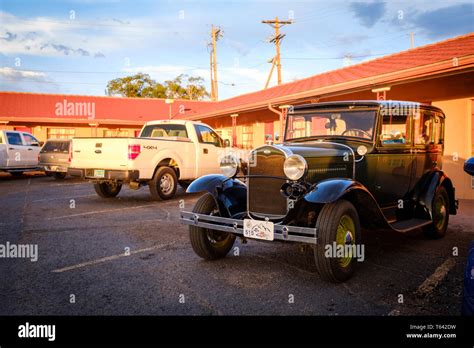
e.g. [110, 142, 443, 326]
[415, 257, 456, 296]
[32, 194, 96, 203]
[52, 242, 176, 273]
[46, 203, 167, 220]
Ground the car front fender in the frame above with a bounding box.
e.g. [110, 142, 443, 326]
[186, 174, 247, 218]
[303, 178, 365, 204]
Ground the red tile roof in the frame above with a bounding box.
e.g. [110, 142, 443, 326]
[188, 32, 474, 119]
[0, 92, 209, 125]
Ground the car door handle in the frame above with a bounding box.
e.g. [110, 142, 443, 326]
[9, 147, 14, 150]
[203, 148, 208, 154]
[27, 148, 33, 151]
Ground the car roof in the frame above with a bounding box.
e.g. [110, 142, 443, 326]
[292, 100, 444, 116]
[144, 119, 202, 126]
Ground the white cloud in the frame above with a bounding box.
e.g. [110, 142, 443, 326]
[0, 67, 47, 79]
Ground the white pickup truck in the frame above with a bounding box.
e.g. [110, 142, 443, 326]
[69, 120, 230, 200]
[0, 130, 41, 176]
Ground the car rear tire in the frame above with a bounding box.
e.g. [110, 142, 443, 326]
[149, 166, 178, 200]
[189, 193, 235, 260]
[423, 186, 449, 239]
[53, 172, 67, 180]
[93, 182, 122, 198]
[314, 199, 361, 283]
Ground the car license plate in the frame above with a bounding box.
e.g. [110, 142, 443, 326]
[243, 219, 274, 241]
[93, 169, 105, 178]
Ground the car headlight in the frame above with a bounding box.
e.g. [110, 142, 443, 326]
[283, 154, 307, 181]
[220, 155, 239, 178]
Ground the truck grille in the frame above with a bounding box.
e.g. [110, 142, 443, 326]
[248, 146, 288, 218]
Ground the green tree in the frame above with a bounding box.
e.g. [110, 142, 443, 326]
[106, 73, 209, 100]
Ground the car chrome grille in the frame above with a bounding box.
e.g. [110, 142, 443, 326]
[248, 146, 288, 218]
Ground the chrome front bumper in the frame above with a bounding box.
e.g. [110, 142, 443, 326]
[180, 211, 318, 244]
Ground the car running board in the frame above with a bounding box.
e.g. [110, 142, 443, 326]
[389, 218, 432, 233]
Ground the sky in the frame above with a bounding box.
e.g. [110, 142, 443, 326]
[0, 0, 473, 100]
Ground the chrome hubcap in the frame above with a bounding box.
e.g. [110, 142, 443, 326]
[160, 173, 174, 194]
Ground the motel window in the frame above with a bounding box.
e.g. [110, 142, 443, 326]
[47, 128, 76, 140]
[103, 129, 129, 137]
[242, 126, 253, 150]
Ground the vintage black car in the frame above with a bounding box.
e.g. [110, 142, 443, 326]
[180, 101, 458, 283]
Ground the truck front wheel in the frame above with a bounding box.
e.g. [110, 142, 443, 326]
[189, 193, 235, 260]
[149, 166, 178, 200]
[93, 182, 122, 198]
[314, 199, 361, 283]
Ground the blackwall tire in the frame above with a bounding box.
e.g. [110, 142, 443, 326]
[423, 186, 449, 239]
[149, 166, 178, 200]
[189, 193, 235, 260]
[93, 182, 122, 198]
[314, 199, 361, 283]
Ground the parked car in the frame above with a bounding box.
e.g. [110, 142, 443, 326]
[39, 139, 72, 180]
[69, 120, 232, 200]
[0, 130, 41, 176]
[181, 100, 458, 283]
[462, 159, 474, 315]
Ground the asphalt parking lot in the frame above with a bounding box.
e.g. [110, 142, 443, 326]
[1, 171, 473, 316]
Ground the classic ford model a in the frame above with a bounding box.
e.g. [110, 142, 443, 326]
[180, 101, 457, 282]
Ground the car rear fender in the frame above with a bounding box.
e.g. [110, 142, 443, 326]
[419, 170, 457, 217]
[186, 174, 247, 218]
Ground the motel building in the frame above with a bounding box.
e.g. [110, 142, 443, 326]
[1, 33, 473, 198]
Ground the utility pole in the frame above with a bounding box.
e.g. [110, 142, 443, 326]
[262, 17, 293, 89]
[209, 25, 222, 101]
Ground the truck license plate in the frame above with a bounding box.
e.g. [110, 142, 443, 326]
[93, 169, 105, 178]
[243, 219, 274, 241]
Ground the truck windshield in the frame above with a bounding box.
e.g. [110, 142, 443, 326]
[285, 109, 377, 141]
[140, 124, 188, 138]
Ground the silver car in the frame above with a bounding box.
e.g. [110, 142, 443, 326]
[39, 139, 71, 180]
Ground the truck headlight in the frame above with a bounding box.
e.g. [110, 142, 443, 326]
[283, 154, 307, 181]
[220, 155, 239, 178]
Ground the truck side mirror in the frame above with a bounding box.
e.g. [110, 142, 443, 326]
[224, 139, 231, 148]
[464, 157, 474, 176]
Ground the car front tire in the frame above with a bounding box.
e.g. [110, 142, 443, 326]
[423, 186, 449, 239]
[149, 166, 178, 201]
[314, 199, 361, 283]
[189, 193, 236, 260]
[93, 182, 122, 198]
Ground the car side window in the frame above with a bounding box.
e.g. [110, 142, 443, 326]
[414, 111, 433, 145]
[194, 125, 222, 147]
[23, 133, 39, 146]
[433, 114, 444, 145]
[6, 132, 23, 146]
[380, 114, 411, 145]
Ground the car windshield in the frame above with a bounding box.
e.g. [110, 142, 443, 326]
[285, 108, 377, 141]
[41, 141, 70, 153]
